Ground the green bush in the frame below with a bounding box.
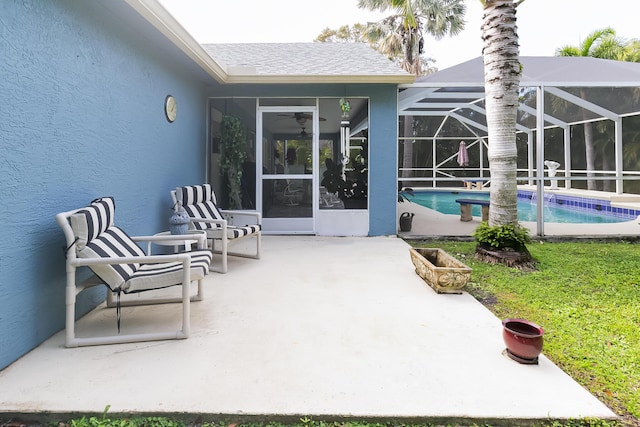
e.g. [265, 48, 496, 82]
[219, 114, 247, 209]
[472, 221, 531, 250]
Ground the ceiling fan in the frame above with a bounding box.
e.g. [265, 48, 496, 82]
[278, 112, 326, 125]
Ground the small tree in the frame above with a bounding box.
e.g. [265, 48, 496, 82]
[219, 114, 246, 209]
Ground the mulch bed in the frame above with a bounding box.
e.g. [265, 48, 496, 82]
[474, 244, 537, 271]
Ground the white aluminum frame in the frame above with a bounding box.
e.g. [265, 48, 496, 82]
[56, 208, 208, 348]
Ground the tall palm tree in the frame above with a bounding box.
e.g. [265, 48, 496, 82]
[315, 24, 370, 44]
[480, 0, 523, 226]
[358, 0, 466, 180]
[556, 28, 626, 190]
[359, 0, 466, 75]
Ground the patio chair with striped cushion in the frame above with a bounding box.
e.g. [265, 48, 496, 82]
[171, 184, 261, 273]
[56, 197, 212, 347]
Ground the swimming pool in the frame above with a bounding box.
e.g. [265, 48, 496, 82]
[406, 190, 639, 224]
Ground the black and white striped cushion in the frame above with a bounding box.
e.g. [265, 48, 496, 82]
[183, 201, 224, 230]
[178, 184, 261, 237]
[178, 184, 225, 230]
[203, 224, 262, 239]
[180, 184, 214, 205]
[77, 226, 146, 290]
[69, 197, 141, 289]
[125, 250, 213, 293]
[70, 197, 212, 292]
[70, 197, 115, 250]
[229, 224, 261, 237]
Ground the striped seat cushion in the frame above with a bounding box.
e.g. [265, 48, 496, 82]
[79, 226, 147, 290]
[178, 184, 226, 231]
[70, 197, 116, 251]
[70, 198, 145, 290]
[180, 183, 215, 205]
[183, 201, 225, 230]
[204, 224, 262, 239]
[125, 250, 213, 293]
[70, 197, 212, 292]
[179, 184, 261, 237]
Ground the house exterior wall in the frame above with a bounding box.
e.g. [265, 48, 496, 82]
[208, 84, 399, 236]
[0, 0, 208, 369]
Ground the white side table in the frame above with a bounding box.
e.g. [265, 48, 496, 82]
[147, 230, 207, 254]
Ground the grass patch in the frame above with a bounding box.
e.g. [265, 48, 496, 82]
[411, 240, 640, 426]
[54, 416, 621, 427]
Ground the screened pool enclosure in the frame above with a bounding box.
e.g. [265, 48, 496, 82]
[397, 56, 640, 234]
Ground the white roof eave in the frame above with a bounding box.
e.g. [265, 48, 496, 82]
[127, 0, 414, 86]
[225, 74, 415, 85]
[125, 0, 228, 83]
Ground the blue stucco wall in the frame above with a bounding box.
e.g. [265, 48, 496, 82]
[368, 85, 400, 236]
[0, 0, 208, 369]
[210, 84, 399, 236]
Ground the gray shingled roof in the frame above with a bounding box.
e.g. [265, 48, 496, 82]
[202, 42, 412, 79]
[416, 56, 640, 86]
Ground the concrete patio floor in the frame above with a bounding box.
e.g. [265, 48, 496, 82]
[0, 235, 616, 425]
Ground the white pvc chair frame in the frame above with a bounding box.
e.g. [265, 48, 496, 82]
[171, 189, 261, 274]
[56, 208, 207, 348]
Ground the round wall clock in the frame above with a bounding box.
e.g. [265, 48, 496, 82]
[164, 95, 177, 122]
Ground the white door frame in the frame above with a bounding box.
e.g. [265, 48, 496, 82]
[257, 105, 319, 234]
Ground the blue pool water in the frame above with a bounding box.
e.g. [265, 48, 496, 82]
[406, 190, 639, 224]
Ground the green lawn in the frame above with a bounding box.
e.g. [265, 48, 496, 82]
[411, 240, 640, 426]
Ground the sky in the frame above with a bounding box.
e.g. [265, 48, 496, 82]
[158, 0, 640, 71]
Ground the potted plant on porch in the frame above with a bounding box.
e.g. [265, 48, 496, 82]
[218, 114, 246, 209]
[320, 155, 367, 209]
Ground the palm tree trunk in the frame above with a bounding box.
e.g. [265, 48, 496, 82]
[482, 0, 520, 226]
[601, 143, 611, 191]
[402, 116, 414, 181]
[584, 122, 596, 190]
[579, 89, 597, 190]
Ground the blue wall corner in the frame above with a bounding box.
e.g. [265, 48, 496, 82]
[0, 0, 208, 369]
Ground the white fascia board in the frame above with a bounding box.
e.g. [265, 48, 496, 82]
[126, 0, 228, 83]
[398, 82, 484, 89]
[225, 74, 415, 84]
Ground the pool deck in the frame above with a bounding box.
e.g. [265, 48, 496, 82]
[398, 186, 640, 239]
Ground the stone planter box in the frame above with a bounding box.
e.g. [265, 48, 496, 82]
[409, 247, 472, 294]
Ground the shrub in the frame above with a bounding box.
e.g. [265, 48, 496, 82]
[472, 221, 531, 250]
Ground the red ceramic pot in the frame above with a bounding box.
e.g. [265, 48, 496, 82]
[502, 318, 544, 363]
